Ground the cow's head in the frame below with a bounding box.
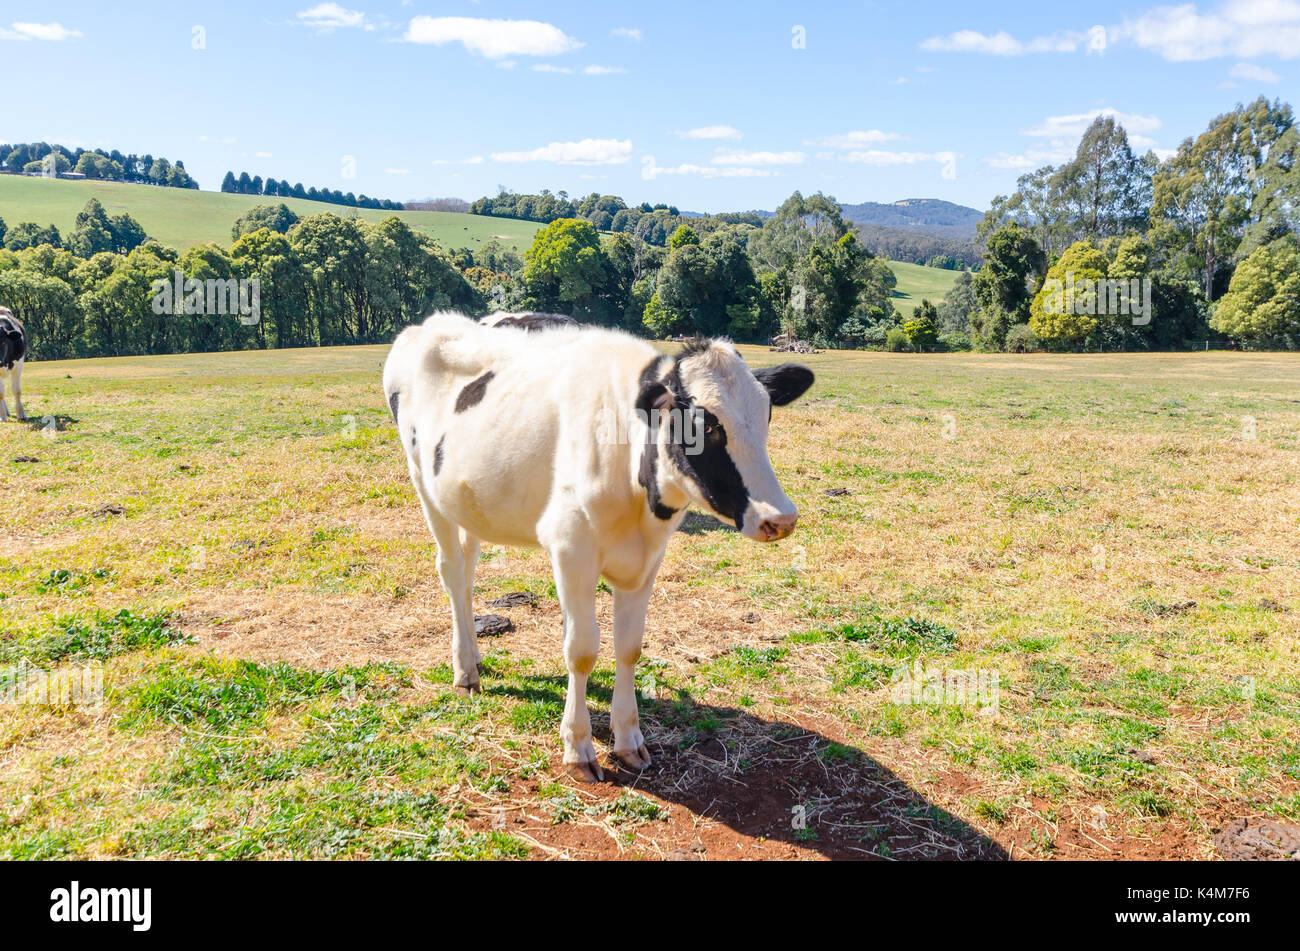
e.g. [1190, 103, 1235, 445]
[637, 340, 814, 542]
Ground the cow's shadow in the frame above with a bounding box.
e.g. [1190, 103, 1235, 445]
[491, 674, 1007, 860]
[22, 413, 79, 433]
[675, 510, 731, 536]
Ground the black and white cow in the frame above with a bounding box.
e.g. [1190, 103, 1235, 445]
[383, 312, 813, 781]
[0, 307, 27, 423]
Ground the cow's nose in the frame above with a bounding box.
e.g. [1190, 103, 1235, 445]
[758, 512, 798, 541]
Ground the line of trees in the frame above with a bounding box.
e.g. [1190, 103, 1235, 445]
[4, 189, 909, 360]
[1, 200, 478, 360]
[473, 188, 983, 267]
[0, 141, 198, 188]
[220, 171, 403, 210]
[941, 97, 1299, 351]
[852, 224, 981, 269]
[505, 191, 898, 346]
[470, 189, 766, 247]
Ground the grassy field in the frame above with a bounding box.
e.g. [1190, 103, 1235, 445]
[1, 345, 1297, 860]
[889, 260, 962, 317]
[0, 175, 542, 252]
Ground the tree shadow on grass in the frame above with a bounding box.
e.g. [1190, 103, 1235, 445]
[489, 673, 1008, 860]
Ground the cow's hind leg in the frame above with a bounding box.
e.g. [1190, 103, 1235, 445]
[551, 542, 603, 782]
[407, 451, 481, 693]
[459, 527, 483, 675]
[428, 513, 482, 694]
[611, 579, 655, 770]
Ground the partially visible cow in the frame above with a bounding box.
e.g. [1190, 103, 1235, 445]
[384, 311, 814, 781]
[0, 307, 27, 423]
[481, 311, 577, 332]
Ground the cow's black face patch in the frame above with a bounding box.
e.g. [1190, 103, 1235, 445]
[454, 371, 495, 413]
[433, 434, 446, 476]
[635, 356, 677, 520]
[663, 361, 750, 529]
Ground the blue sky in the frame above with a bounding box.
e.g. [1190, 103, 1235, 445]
[3, 1, 1298, 212]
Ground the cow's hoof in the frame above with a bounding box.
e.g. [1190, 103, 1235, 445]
[564, 760, 605, 783]
[454, 680, 481, 696]
[614, 743, 652, 770]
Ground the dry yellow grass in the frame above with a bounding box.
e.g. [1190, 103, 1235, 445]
[0, 345, 1296, 859]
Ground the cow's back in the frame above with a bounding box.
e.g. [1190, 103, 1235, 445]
[385, 312, 657, 547]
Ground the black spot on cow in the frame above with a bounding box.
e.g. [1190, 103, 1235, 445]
[455, 371, 495, 413]
[387, 389, 400, 424]
[0, 313, 25, 371]
[491, 313, 577, 332]
[433, 434, 446, 476]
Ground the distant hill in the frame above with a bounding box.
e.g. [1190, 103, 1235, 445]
[839, 198, 982, 241]
[0, 176, 541, 251]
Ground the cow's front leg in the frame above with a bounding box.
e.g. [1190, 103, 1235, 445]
[611, 578, 656, 770]
[11, 370, 24, 422]
[0, 377, 8, 423]
[551, 544, 603, 782]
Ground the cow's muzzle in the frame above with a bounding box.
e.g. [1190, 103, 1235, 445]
[753, 512, 797, 542]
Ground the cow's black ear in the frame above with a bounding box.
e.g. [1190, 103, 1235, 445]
[753, 363, 814, 406]
[635, 380, 674, 417]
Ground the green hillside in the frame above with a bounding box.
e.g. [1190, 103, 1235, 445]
[887, 260, 962, 316]
[0, 175, 542, 252]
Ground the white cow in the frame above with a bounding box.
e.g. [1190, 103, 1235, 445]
[0, 307, 27, 423]
[383, 312, 813, 781]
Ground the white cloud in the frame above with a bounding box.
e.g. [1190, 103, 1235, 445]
[804, 130, 902, 148]
[840, 150, 947, 165]
[583, 64, 626, 75]
[1230, 60, 1282, 81]
[674, 125, 743, 140]
[255, 151, 273, 158]
[1118, 1, 1300, 61]
[403, 16, 582, 59]
[611, 27, 642, 41]
[889, 76, 909, 85]
[920, 28, 1091, 55]
[926, 5, 1300, 62]
[385, 168, 412, 175]
[0, 21, 83, 41]
[297, 3, 366, 30]
[532, 63, 573, 73]
[431, 156, 485, 165]
[1023, 108, 1163, 148]
[491, 138, 633, 165]
[642, 156, 776, 179]
[985, 147, 1073, 170]
[711, 149, 805, 165]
